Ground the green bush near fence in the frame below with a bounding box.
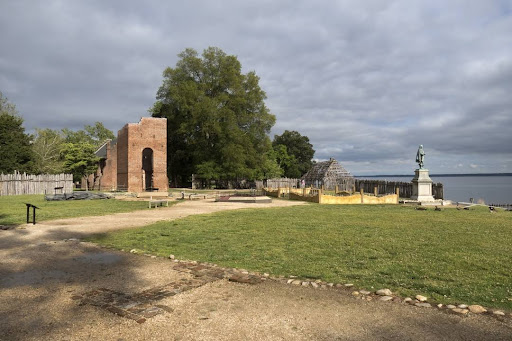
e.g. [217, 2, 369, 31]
[0, 194, 152, 226]
[88, 204, 512, 310]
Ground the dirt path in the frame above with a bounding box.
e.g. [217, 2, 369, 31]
[0, 199, 304, 249]
[1, 199, 511, 340]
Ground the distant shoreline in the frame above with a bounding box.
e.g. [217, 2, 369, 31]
[355, 173, 512, 178]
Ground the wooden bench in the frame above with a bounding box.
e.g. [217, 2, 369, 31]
[148, 200, 169, 208]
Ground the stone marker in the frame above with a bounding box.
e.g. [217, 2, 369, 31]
[376, 289, 392, 296]
[451, 308, 469, 315]
[415, 295, 428, 302]
[468, 305, 487, 314]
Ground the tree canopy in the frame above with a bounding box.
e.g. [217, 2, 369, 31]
[0, 90, 111, 182]
[61, 142, 99, 184]
[31, 122, 114, 178]
[0, 92, 34, 174]
[60, 122, 114, 185]
[273, 130, 315, 178]
[62, 122, 115, 149]
[32, 128, 65, 174]
[151, 47, 276, 186]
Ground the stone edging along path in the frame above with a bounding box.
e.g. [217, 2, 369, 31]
[11, 197, 510, 324]
[88, 241, 512, 323]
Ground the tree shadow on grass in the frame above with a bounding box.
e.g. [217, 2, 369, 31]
[0, 213, 18, 229]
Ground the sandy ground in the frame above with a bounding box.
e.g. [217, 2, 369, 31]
[1, 199, 511, 341]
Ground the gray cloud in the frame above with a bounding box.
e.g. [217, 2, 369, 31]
[1, 0, 511, 174]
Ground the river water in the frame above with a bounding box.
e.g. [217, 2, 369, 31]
[357, 175, 512, 204]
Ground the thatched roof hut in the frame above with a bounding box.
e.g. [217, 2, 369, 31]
[301, 158, 354, 191]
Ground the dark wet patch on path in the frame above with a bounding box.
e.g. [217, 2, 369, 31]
[74, 260, 264, 323]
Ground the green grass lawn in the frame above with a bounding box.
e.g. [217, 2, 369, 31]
[0, 194, 153, 226]
[87, 204, 512, 310]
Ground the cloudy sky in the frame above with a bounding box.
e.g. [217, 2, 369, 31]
[1, 0, 511, 175]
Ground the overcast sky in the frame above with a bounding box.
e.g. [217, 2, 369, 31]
[1, 0, 511, 175]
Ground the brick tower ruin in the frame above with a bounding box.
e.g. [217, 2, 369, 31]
[94, 117, 168, 193]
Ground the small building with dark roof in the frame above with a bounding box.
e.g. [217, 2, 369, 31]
[301, 158, 354, 191]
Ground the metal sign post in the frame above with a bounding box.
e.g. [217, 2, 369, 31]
[24, 203, 40, 225]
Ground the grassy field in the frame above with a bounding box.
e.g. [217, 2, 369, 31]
[88, 204, 512, 310]
[0, 194, 152, 226]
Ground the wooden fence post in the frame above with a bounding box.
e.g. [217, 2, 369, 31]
[360, 188, 364, 204]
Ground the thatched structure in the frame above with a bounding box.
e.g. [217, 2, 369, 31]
[302, 158, 355, 191]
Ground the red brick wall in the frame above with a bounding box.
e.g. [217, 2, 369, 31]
[98, 141, 117, 191]
[86, 118, 168, 193]
[117, 117, 168, 192]
[116, 125, 129, 190]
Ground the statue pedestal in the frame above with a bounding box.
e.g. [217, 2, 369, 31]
[411, 169, 435, 202]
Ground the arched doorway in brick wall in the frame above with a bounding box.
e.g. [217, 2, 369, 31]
[142, 148, 154, 190]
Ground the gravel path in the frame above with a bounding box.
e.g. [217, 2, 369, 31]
[1, 199, 511, 340]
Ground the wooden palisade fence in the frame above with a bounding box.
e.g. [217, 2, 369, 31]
[255, 178, 301, 189]
[355, 179, 444, 199]
[0, 171, 73, 196]
[261, 178, 444, 200]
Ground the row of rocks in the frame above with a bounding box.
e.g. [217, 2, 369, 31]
[280, 278, 511, 319]
[110, 246, 512, 320]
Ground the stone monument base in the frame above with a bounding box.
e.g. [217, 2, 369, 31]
[408, 199, 451, 206]
[411, 168, 435, 202]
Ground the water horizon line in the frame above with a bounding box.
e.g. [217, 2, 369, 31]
[355, 172, 512, 178]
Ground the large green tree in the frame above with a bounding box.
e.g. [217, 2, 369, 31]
[62, 122, 115, 149]
[32, 128, 65, 174]
[60, 122, 114, 187]
[272, 130, 315, 178]
[30, 122, 114, 177]
[61, 142, 99, 186]
[0, 92, 34, 174]
[151, 47, 276, 186]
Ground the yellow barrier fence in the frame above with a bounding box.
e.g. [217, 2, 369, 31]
[264, 187, 399, 205]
